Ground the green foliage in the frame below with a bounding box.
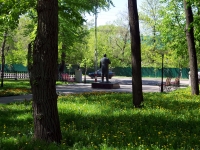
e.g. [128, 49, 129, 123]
[0, 0, 35, 32]
[58, 25, 89, 65]
[0, 0, 114, 69]
[6, 50, 27, 65]
[80, 57, 93, 71]
[139, 0, 161, 33]
[139, 0, 191, 68]
[0, 88, 200, 149]
[2, 0, 199, 69]
[158, 0, 200, 68]
[87, 24, 131, 68]
[57, 0, 114, 66]
[158, 0, 188, 67]
[139, 0, 167, 68]
[4, 16, 33, 65]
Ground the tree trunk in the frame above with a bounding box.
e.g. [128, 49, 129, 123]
[59, 44, 66, 73]
[128, 0, 143, 107]
[1, 29, 8, 87]
[183, 0, 199, 95]
[31, 0, 62, 143]
[28, 42, 33, 82]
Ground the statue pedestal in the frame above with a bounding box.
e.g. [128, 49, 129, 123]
[91, 82, 120, 89]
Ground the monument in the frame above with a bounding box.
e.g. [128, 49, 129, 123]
[92, 54, 120, 89]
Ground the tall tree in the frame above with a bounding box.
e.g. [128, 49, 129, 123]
[139, 0, 160, 36]
[139, 0, 162, 67]
[31, 0, 62, 143]
[158, 0, 189, 68]
[128, 0, 143, 107]
[183, 0, 199, 95]
[29, 0, 114, 143]
[1, 0, 113, 144]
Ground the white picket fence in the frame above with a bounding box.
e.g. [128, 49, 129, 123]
[1, 72, 29, 79]
[1, 72, 76, 81]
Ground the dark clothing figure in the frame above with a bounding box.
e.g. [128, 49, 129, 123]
[100, 54, 111, 82]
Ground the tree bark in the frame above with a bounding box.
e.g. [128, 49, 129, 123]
[128, 0, 143, 107]
[1, 29, 8, 87]
[183, 0, 199, 95]
[58, 44, 66, 73]
[31, 0, 62, 143]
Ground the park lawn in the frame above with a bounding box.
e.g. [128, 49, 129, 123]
[0, 80, 69, 97]
[0, 87, 200, 150]
[0, 80, 31, 96]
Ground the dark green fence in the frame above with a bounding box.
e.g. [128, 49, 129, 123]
[112, 67, 190, 79]
[0, 64, 28, 72]
[1, 64, 191, 79]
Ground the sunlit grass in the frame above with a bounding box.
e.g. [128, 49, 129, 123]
[0, 87, 200, 149]
[0, 80, 71, 97]
[0, 80, 31, 97]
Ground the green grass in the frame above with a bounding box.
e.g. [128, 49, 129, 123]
[0, 80, 31, 96]
[0, 87, 200, 150]
[0, 80, 72, 97]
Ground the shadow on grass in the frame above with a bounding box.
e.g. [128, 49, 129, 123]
[0, 101, 33, 130]
[59, 111, 200, 149]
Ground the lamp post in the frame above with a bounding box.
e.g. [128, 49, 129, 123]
[1, 30, 8, 87]
[94, 2, 98, 82]
[84, 59, 86, 83]
[154, 34, 166, 93]
[161, 53, 164, 92]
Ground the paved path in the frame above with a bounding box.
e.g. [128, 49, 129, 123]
[0, 78, 189, 104]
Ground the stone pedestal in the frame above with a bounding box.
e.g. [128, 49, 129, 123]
[91, 82, 120, 89]
[75, 69, 82, 83]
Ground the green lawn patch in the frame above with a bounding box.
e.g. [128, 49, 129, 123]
[0, 80, 71, 97]
[0, 80, 31, 97]
[0, 88, 200, 149]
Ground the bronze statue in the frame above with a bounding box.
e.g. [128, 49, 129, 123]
[100, 54, 111, 82]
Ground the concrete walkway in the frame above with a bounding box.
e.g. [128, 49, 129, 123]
[0, 78, 189, 104]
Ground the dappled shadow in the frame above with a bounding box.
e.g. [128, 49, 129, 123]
[59, 109, 200, 149]
[0, 101, 33, 134]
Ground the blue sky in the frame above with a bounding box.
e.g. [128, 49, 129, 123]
[85, 0, 143, 26]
